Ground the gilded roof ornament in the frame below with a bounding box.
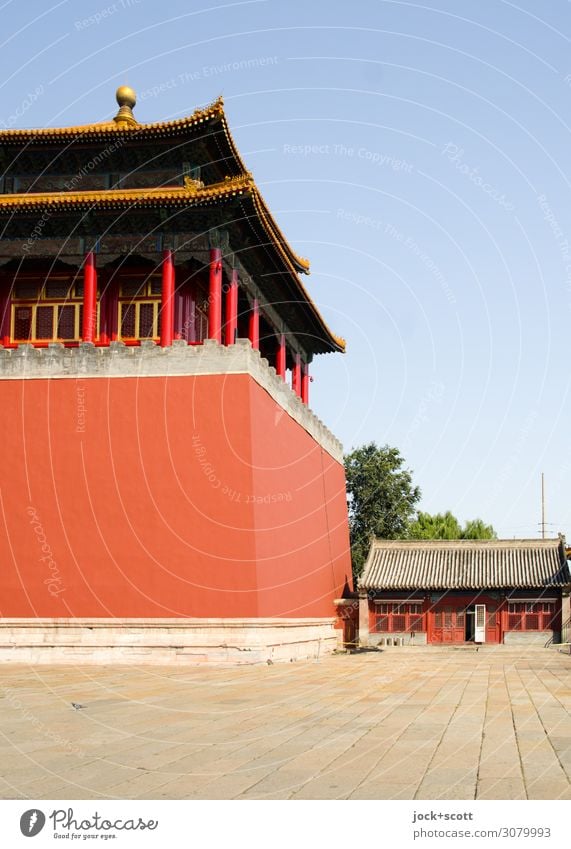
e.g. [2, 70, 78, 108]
[113, 86, 138, 127]
[224, 172, 254, 188]
[183, 176, 205, 192]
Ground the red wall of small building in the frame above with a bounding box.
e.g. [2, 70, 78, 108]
[0, 373, 351, 619]
[367, 594, 561, 643]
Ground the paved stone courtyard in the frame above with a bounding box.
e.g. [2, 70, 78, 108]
[1, 647, 570, 800]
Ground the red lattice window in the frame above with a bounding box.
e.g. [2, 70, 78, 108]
[46, 281, 72, 299]
[507, 602, 555, 631]
[14, 306, 32, 339]
[11, 276, 85, 342]
[36, 306, 54, 339]
[118, 276, 161, 340]
[57, 305, 76, 340]
[121, 303, 136, 337]
[121, 280, 145, 298]
[375, 603, 425, 633]
[139, 303, 155, 338]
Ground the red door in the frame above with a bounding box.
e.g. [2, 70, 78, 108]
[432, 604, 465, 643]
[343, 618, 356, 648]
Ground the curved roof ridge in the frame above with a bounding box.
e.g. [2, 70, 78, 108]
[0, 176, 251, 208]
[0, 89, 346, 355]
[361, 536, 570, 591]
[370, 538, 562, 546]
[0, 96, 225, 141]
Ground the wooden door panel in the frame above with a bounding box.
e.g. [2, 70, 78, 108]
[432, 605, 465, 643]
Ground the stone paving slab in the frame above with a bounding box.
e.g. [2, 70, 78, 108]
[1, 648, 570, 800]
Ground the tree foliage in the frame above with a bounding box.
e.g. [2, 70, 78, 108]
[344, 442, 421, 580]
[461, 517, 497, 540]
[407, 511, 461, 539]
[344, 443, 497, 581]
[408, 511, 497, 540]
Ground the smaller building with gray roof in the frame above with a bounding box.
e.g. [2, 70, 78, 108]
[357, 538, 571, 647]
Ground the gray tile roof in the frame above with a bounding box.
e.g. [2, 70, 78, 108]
[359, 538, 571, 591]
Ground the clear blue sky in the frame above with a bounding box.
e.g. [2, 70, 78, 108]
[3, 0, 571, 540]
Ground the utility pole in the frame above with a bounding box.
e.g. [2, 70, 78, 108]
[541, 472, 546, 539]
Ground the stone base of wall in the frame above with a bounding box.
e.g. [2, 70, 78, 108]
[368, 632, 428, 646]
[503, 630, 554, 646]
[0, 618, 339, 665]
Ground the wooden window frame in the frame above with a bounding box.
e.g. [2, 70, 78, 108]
[119, 299, 161, 341]
[375, 602, 425, 633]
[507, 601, 556, 631]
[11, 275, 89, 343]
[117, 274, 162, 342]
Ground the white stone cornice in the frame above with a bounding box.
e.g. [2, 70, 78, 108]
[0, 338, 343, 461]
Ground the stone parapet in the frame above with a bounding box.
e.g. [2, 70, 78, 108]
[0, 338, 343, 461]
[0, 617, 337, 666]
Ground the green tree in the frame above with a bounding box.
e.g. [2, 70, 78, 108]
[461, 518, 497, 539]
[408, 511, 497, 540]
[408, 511, 462, 539]
[344, 443, 421, 580]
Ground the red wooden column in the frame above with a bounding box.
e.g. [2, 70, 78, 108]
[0, 280, 10, 346]
[161, 249, 175, 347]
[276, 334, 286, 379]
[224, 268, 238, 345]
[301, 362, 310, 405]
[81, 251, 97, 343]
[292, 353, 301, 396]
[499, 601, 507, 645]
[248, 298, 260, 350]
[208, 247, 222, 342]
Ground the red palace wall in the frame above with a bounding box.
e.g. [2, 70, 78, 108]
[0, 372, 352, 620]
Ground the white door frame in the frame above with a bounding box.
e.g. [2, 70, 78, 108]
[475, 604, 486, 643]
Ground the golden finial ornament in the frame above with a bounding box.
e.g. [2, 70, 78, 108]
[113, 86, 138, 126]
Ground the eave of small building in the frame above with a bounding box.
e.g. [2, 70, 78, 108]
[359, 537, 571, 591]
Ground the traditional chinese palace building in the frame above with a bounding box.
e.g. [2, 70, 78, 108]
[0, 87, 352, 663]
[357, 538, 571, 647]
